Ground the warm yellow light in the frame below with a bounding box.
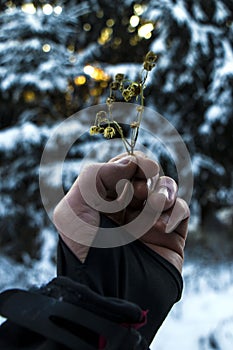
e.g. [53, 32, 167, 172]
[144, 32, 152, 39]
[130, 37, 138, 46]
[84, 65, 95, 76]
[74, 75, 86, 85]
[6, 1, 14, 8]
[54, 6, 62, 15]
[84, 66, 109, 81]
[92, 68, 109, 81]
[130, 15, 140, 27]
[134, 4, 146, 16]
[101, 27, 113, 38]
[69, 56, 76, 63]
[42, 44, 51, 52]
[96, 10, 104, 18]
[106, 18, 115, 27]
[138, 23, 154, 38]
[83, 23, 91, 31]
[98, 37, 105, 45]
[23, 91, 36, 102]
[90, 88, 101, 96]
[113, 37, 122, 46]
[98, 27, 113, 45]
[128, 26, 136, 33]
[21, 3, 36, 14]
[67, 44, 75, 52]
[43, 4, 53, 15]
[100, 81, 108, 88]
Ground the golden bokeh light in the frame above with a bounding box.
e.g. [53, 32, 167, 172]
[74, 75, 86, 85]
[23, 91, 36, 102]
[83, 23, 92, 31]
[106, 18, 115, 27]
[67, 44, 75, 53]
[134, 4, 147, 16]
[42, 44, 51, 52]
[54, 6, 62, 15]
[90, 88, 101, 96]
[144, 32, 152, 39]
[138, 23, 154, 38]
[96, 10, 104, 18]
[69, 56, 76, 63]
[84, 65, 110, 81]
[42, 4, 53, 15]
[98, 27, 113, 45]
[130, 15, 140, 27]
[21, 3, 36, 14]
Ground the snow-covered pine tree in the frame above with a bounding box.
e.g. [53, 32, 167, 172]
[143, 0, 233, 233]
[0, 0, 154, 262]
[0, 1, 93, 261]
[0, 1, 92, 128]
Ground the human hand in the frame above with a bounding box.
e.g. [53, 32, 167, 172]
[53, 152, 190, 272]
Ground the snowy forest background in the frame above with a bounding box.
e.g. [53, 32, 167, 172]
[0, 0, 233, 349]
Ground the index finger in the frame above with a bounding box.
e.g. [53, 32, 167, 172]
[109, 151, 160, 179]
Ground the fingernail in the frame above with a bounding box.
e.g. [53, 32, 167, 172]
[113, 156, 134, 165]
[165, 222, 175, 234]
[160, 213, 170, 225]
[158, 187, 169, 199]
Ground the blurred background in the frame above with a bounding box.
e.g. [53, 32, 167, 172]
[0, 0, 232, 349]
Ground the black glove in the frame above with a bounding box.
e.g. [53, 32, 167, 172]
[0, 276, 148, 350]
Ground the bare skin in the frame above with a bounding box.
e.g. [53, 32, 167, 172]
[53, 151, 190, 273]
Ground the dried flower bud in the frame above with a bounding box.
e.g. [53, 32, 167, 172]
[136, 106, 144, 112]
[96, 111, 108, 124]
[145, 51, 158, 63]
[98, 127, 105, 134]
[106, 96, 115, 105]
[104, 126, 116, 138]
[90, 126, 100, 135]
[130, 121, 140, 128]
[110, 81, 120, 90]
[122, 89, 132, 102]
[129, 82, 141, 96]
[143, 61, 155, 71]
[143, 51, 158, 71]
[115, 73, 124, 82]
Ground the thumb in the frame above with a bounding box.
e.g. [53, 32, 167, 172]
[99, 155, 137, 192]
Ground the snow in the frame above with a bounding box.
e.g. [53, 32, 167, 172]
[0, 255, 232, 350]
[24, 12, 43, 32]
[205, 105, 222, 122]
[152, 262, 233, 350]
[214, 1, 230, 22]
[192, 3, 208, 22]
[211, 40, 233, 95]
[173, 1, 189, 24]
[0, 122, 49, 150]
[106, 64, 141, 82]
[192, 154, 225, 176]
[0, 228, 57, 293]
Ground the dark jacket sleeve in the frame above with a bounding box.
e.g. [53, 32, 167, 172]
[0, 214, 183, 349]
[57, 214, 183, 345]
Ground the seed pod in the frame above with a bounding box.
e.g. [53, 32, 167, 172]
[129, 82, 141, 96]
[106, 96, 116, 105]
[130, 121, 140, 128]
[104, 126, 116, 138]
[143, 61, 155, 71]
[145, 51, 158, 63]
[122, 89, 132, 102]
[115, 73, 124, 82]
[90, 126, 100, 135]
[96, 111, 108, 124]
[110, 81, 120, 90]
